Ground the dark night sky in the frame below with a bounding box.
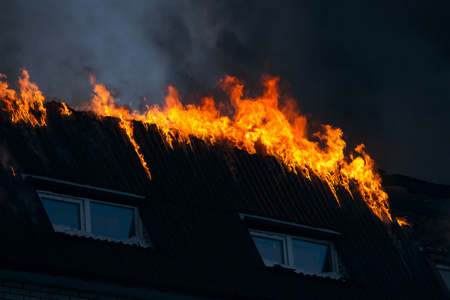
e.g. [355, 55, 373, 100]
[1, 0, 449, 185]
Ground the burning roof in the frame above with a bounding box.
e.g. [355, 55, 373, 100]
[1, 67, 447, 299]
[1, 68, 391, 221]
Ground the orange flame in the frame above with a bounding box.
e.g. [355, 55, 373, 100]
[341, 144, 390, 220]
[84, 74, 151, 180]
[0, 69, 47, 126]
[396, 216, 411, 227]
[60, 102, 72, 116]
[150, 76, 390, 220]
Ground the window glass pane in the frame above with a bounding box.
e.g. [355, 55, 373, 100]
[291, 239, 332, 273]
[252, 236, 284, 265]
[90, 202, 135, 240]
[41, 198, 81, 230]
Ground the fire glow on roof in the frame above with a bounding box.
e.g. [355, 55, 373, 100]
[0, 68, 392, 222]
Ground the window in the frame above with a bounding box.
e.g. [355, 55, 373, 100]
[241, 213, 342, 275]
[39, 191, 143, 242]
[420, 247, 450, 297]
[250, 229, 338, 274]
[436, 264, 450, 292]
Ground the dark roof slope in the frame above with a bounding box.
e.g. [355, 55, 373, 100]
[0, 102, 446, 299]
[383, 173, 450, 251]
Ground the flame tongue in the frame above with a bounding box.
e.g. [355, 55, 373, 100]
[85, 75, 151, 180]
[0, 69, 47, 126]
[342, 144, 390, 220]
[60, 102, 72, 115]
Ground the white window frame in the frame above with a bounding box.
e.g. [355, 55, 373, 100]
[250, 229, 339, 273]
[38, 190, 143, 240]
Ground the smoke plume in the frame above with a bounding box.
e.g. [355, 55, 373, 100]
[1, 0, 449, 184]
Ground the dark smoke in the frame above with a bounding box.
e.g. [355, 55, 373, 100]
[1, 0, 450, 185]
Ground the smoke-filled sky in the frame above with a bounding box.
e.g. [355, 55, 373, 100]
[1, 0, 449, 185]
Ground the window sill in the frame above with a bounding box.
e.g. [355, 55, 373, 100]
[263, 258, 343, 280]
[52, 224, 151, 248]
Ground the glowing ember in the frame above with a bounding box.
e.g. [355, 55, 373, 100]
[0, 69, 47, 126]
[396, 216, 411, 227]
[0, 69, 392, 221]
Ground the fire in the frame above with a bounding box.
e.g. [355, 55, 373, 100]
[396, 216, 411, 227]
[0, 69, 392, 221]
[139, 75, 391, 220]
[0, 69, 46, 126]
[341, 144, 390, 220]
[60, 102, 72, 116]
[84, 75, 151, 180]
